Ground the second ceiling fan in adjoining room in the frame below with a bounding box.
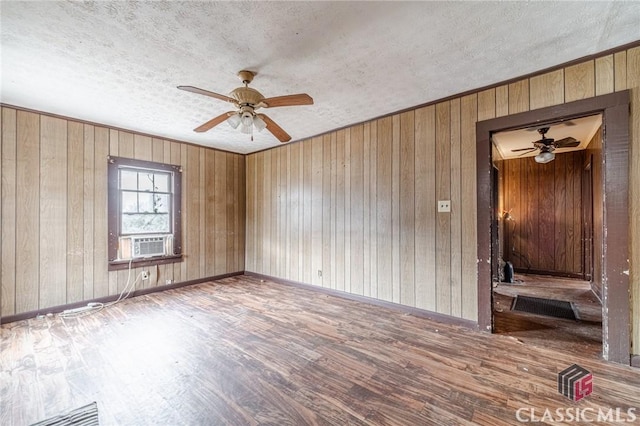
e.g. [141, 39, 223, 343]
[511, 126, 580, 164]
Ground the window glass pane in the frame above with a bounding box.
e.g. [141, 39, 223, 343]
[120, 170, 138, 190]
[121, 213, 170, 234]
[154, 194, 170, 213]
[139, 172, 155, 191]
[121, 191, 138, 213]
[138, 193, 154, 213]
[154, 173, 169, 192]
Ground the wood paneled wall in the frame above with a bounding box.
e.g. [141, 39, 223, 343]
[245, 46, 640, 352]
[0, 108, 245, 317]
[501, 151, 584, 277]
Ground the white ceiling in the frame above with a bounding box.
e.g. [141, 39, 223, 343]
[1, 2, 639, 154]
[493, 114, 603, 160]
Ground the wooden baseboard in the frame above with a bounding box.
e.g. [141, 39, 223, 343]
[245, 271, 479, 330]
[0, 271, 243, 324]
[631, 355, 640, 368]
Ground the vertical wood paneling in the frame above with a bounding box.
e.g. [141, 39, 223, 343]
[414, 106, 436, 311]
[238, 154, 246, 273]
[460, 94, 478, 321]
[39, 116, 67, 308]
[377, 118, 393, 302]
[350, 126, 364, 295]
[565, 61, 595, 102]
[553, 154, 567, 272]
[1, 108, 17, 316]
[204, 149, 217, 276]
[595, 55, 614, 96]
[228, 153, 238, 273]
[343, 130, 352, 293]
[503, 152, 584, 276]
[508, 80, 529, 114]
[449, 100, 462, 317]
[362, 125, 370, 296]
[390, 116, 401, 303]
[614, 51, 627, 92]
[302, 143, 312, 284]
[525, 155, 539, 269]
[245, 154, 255, 273]
[270, 150, 279, 278]
[495, 85, 509, 117]
[329, 133, 337, 289]
[368, 123, 378, 299]
[133, 135, 152, 161]
[530, 69, 564, 109]
[477, 89, 496, 121]
[214, 151, 227, 275]
[280, 149, 288, 277]
[322, 135, 332, 289]
[199, 149, 206, 280]
[179, 144, 188, 280]
[183, 145, 201, 280]
[82, 125, 95, 300]
[67, 122, 84, 303]
[627, 46, 640, 354]
[311, 137, 323, 287]
[399, 112, 415, 306]
[15, 111, 40, 313]
[288, 145, 300, 281]
[263, 150, 273, 277]
[335, 131, 346, 291]
[93, 127, 109, 298]
[435, 102, 451, 314]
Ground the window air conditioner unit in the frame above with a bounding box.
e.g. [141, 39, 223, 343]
[118, 235, 173, 259]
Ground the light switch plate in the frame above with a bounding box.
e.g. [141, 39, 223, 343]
[438, 200, 451, 212]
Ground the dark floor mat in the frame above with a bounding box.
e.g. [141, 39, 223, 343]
[511, 295, 578, 320]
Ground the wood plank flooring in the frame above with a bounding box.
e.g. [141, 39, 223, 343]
[1, 275, 639, 425]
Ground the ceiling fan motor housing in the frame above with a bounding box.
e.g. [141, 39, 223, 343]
[230, 87, 264, 107]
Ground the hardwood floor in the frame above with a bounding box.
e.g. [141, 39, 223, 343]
[2, 275, 638, 425]
[493, 273, 603, 358]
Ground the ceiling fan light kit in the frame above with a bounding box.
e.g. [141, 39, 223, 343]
[534, 148, 555, 164]
[178, 70, 313, 143]
[511, 126, 580, 164]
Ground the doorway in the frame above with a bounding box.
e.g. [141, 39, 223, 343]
[489, 116, 603, 357]
[475, 91, 631, 364]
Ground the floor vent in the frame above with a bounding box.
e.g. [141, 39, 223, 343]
[511, 295, 578, 320]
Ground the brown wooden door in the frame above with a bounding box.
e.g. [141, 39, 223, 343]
[582, 158, 593, 281]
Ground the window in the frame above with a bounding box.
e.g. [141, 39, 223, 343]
[108, 156, 182, 270]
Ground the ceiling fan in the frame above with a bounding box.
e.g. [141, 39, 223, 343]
[178, 70, 313, 142]
[511, 126, 580, 164]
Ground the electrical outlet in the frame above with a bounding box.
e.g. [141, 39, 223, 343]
[166, 279, 173, 285]
[318, 270, 322, 278]
[141, 270, 150, 280]
[438, 200, 451, 213]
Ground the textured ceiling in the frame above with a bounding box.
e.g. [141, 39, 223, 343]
[1, 2, 639, 154]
